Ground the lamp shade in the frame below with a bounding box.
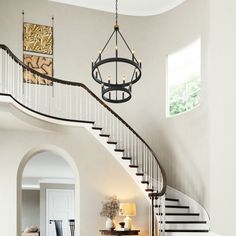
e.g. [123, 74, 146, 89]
[119, 203, 136, 217]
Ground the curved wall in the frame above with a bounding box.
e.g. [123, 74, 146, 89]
[0, 0, 209, 213]
[208, 1, 236, 235]
[138, 0, 209, 210]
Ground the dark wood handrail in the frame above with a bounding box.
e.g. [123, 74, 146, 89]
[0, 44, 166, 196]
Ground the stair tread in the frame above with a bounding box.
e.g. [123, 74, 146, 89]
[166, 198, 179, 202]
[136, 173, 144, 176]
[145, 189, 154, 192]
[155, 205, 189, 209]
[100, 134, 110, 137]
[161, 221, 207, 224]
[161, 229, 209, 232]
[129, 164, 139, 168]
[122, 157, 132, 160]
[160, 213, 200, 216]
[114, 149, 125, 152]
[107, 141, 117, 145]
[92, 127, 102, 130]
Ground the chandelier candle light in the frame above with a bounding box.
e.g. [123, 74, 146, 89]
[91, 0, 142, 103]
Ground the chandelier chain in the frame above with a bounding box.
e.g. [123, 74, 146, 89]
[115, 0, 118, 25]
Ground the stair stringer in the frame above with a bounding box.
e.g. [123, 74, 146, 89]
[87, 127, 152, 202]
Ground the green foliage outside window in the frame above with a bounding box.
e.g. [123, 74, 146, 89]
[169, 74, 200, 116]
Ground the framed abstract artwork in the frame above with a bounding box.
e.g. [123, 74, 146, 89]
[23, 22, 53, 55]
[23, 54, 53, 85]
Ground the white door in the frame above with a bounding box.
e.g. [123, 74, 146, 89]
[46, 189, 75, 236]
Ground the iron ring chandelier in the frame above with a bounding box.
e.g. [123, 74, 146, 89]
[91, 0, 142, 103]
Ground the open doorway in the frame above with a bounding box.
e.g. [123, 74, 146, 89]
[21, 151, 76, 236]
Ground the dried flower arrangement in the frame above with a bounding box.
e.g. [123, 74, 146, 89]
[100, 196, 120, 219]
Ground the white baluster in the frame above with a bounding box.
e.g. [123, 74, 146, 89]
[3, 51, 6, 93]
[123, 124, 126, 155]
[6, 53, 9, 93]
[112, 115, 115, 142]
[7, 55, 10, 93]
[10, 56, 13, 94]
[20, 65, 23, 102]
[25, 70, 30, 106]
[16, 63, 20, 101]
[12, 57, 15, 96]
[86, 90, 89, 121]
[75, 86, 78, 120]
[0, 49, 2, 93]
[68, 85, 73, 119]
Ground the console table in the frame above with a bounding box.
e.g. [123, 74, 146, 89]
[99, 230, 140, 235]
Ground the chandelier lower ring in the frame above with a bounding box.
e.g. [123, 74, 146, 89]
[102, 86, 132, 103]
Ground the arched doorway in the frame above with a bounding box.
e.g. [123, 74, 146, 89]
[17, 145, 80, 236]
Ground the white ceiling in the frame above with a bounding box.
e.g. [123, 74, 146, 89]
[49, 0, 186, 16]
[22, 152, 75, 188]
[23, 152, 74, 178]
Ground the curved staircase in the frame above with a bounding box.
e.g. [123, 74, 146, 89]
[157, 197, 209, 234]
[0, 44, 210, 235]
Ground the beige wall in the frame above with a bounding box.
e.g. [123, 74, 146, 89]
[0, 0, 210, 210]
[208, 1, 236, 235]
[137, 0, 209, 210]
[1, 0, 236, 234]
[0, 128, 149, 236]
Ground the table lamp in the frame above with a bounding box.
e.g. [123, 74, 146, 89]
[119, 203, 136, 230]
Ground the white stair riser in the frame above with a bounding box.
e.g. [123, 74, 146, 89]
[165, 200, 179, 206]
[163, 215, 200, 221]
[163, 223, 209, 230]
[163, 233, 211, 236]
[160, 207, 190, 214]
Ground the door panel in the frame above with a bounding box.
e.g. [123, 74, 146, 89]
[46, 189, 75, 236]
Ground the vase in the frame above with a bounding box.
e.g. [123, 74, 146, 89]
[105, 218, 115, 230]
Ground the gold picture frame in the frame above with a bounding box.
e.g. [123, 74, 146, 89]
[23, 54, 53, 86]
[23, 22, 53, 55]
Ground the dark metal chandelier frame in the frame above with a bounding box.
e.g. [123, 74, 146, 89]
[92, 0, 142, 103]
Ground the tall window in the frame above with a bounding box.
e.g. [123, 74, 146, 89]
[167, 39, 201, 117]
